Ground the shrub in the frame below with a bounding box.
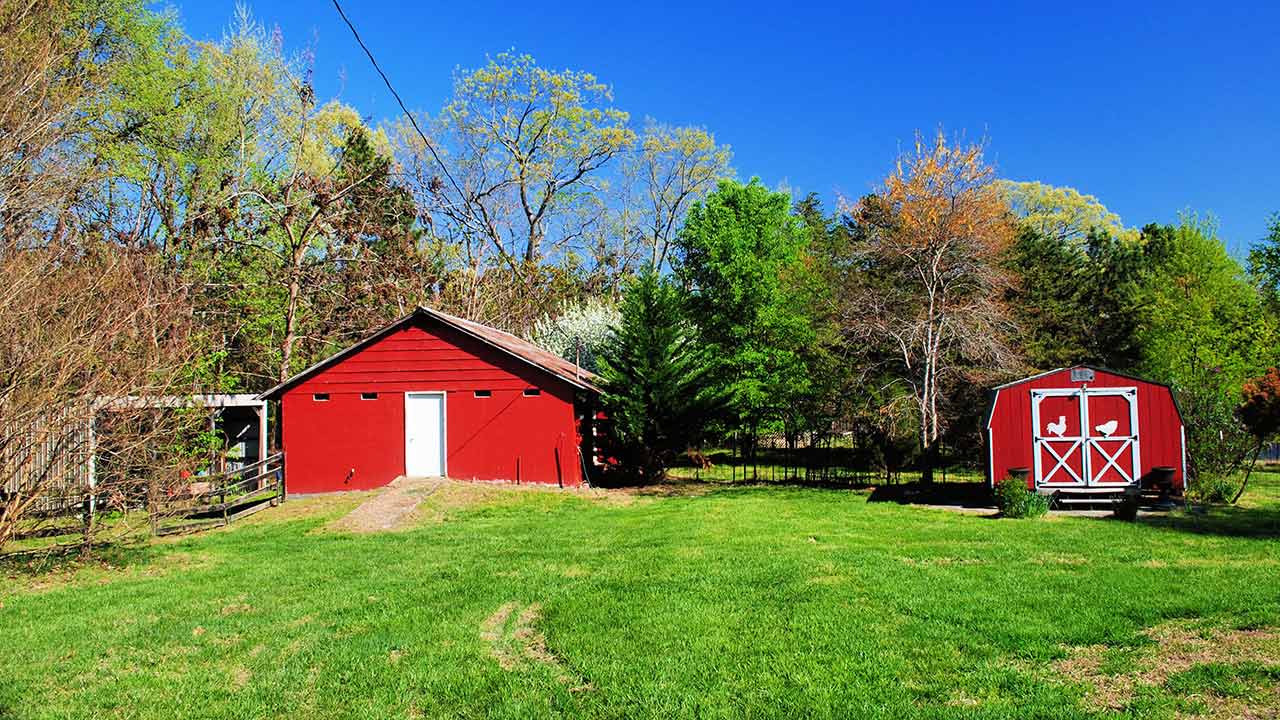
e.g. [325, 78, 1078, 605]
[994, 476, 1049, 518]
[1188, 474, 1240, 504]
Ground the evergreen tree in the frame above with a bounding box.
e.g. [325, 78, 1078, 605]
[598, 267, 727, 483]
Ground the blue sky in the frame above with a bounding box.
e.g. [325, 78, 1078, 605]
[170, 1, 1279, 256]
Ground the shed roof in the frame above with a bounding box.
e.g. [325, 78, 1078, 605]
[985, 365, 1183, 429]
[259, 307, 600, 400]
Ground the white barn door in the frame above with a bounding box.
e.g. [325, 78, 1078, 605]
[405, 392, 446, 477]
[1032, 387, 1139, 489]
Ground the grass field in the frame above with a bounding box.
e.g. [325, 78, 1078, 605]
[2, 476, 1278, 719]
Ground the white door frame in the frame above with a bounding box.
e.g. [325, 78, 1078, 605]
[404, 390, 447, 477]
[1031, 387, 1140, 489]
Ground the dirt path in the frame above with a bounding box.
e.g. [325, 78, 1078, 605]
[327, 476, 444, 533]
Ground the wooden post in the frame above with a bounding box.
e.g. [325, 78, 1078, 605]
[148, 480, 158, 536]
[81, 495, 93, 555]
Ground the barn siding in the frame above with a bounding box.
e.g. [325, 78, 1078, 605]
[280, 320, 585, 493]
[987, 368, 1184, 491]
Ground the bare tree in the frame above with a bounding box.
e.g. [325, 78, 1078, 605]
[0, 243, 203, 553]
[841, 131, 1017, 481]
[633, 122, 732, 269]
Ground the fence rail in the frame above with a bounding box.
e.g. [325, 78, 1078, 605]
[151, 451, 284, 536]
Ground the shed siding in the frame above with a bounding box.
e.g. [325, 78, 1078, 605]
[280, 320, 584, 493]
[987, 368, 1184, 491]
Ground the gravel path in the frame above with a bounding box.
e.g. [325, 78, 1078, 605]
[327, 476, 445, 533]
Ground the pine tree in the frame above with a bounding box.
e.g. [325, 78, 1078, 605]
[598, 267, 727, 483]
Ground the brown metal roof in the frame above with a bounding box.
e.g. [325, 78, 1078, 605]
[259, 306, 600, 400]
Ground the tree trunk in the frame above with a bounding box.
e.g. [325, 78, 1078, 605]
[279, 237, 307, 383]
[920, 441, 938, 484]
[1230, 442, 1264, 505]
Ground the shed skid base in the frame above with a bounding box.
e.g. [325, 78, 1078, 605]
[1036, 485, 1137, 496]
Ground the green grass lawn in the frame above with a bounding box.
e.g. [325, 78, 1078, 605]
[2, 476, 1279, 719]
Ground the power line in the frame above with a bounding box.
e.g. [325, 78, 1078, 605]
[329, 0, 465, 202]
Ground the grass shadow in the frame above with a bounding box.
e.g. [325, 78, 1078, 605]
[1139, 504, 1280, 539]
[0, 539, 161, 582]
[867, 481, 995, 509]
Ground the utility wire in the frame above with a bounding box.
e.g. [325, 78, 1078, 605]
[330, 0, 466, 203]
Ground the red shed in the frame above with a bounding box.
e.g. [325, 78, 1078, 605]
[985, 366, 1185, 496]
[262, 307, 599, 493]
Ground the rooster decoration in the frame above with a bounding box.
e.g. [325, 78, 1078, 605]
[1046, 416, 1067, 437]
[1094, 419, 1119, 437]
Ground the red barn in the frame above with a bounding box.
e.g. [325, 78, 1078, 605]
[262, 307, 599, 494]
[985, 366, 1185, 497]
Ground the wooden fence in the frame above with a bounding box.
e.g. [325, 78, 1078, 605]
[151, 452, 285, 536]
[0, 410, 96, 517]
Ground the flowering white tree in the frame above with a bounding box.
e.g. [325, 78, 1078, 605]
[527, 298, 621, 374]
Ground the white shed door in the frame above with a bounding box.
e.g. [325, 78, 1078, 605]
[405, 392, 445, 477]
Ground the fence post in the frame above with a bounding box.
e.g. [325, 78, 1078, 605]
[81, 494, 93, 555]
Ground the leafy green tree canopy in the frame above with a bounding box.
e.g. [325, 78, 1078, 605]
[671, 178, 818, 449]
[999, 180, 1138, 245]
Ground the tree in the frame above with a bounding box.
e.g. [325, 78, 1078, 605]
[0, 242, 204, 553]
[1004, 227, 1145, 370]
[672, 178, 818, 464]
[1235, 367, 1280, 503]
[527, 297, 620, 374]
[632, 122, 733, 268]
[842, 131, 1017, 481]
[407, 54, 634, 268]
[1247, 213, 1280, 314]
[1133, 215, 1277, 492]
[999, 179, 1143, 371]
[998, 180, 1137, 245]
[0, 0, 180, 251]
[597, 267, 726, 483]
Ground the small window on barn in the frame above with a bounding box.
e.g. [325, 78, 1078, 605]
[313, 393, 330, 401]
[361, 392, 378, 400]
[523, 388, 541, 397]
[474, 390, 491, 398]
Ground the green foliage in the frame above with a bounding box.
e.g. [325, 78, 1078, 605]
[1005, 227, 1145, 370]
[994, 476, 1049, 518]
[598, 267, 728, 483]
[527, 297, 620, 375]
[672, 179, 821, 449]
[1247, 213, 1280, 313]
[1135, 216, 1277, 484]
[1188, 473, 1240, 504]
[998, 180, 1138, 245]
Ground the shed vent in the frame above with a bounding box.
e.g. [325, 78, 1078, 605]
[1070, 368, 1095, 382]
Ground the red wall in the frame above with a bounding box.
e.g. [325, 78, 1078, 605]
[280, 319, 586, 493]
[986, 368, 1185, 491]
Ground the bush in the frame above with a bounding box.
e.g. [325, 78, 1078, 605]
[994, 476, 1049, 518]
[1188, 474, 1240, 504]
